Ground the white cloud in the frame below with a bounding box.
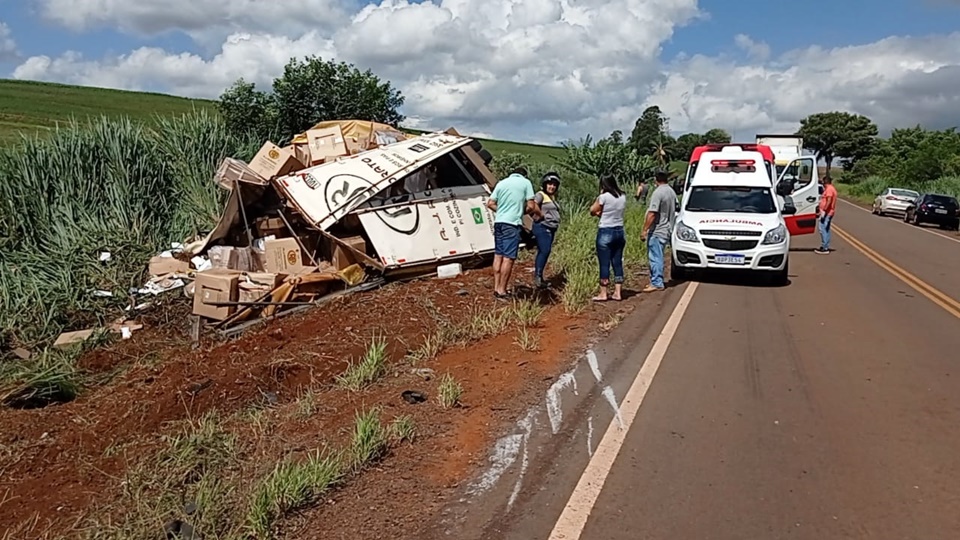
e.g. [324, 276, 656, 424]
[13, 33, 336, 96]
[646, 33, 960, 138]
[0, 22, 18, 61]
[734, 34, 770, 61]
[12, 2, 960, 144]
[32, 0, 350, 47]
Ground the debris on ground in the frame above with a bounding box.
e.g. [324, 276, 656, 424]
[85, 120, 503, 341]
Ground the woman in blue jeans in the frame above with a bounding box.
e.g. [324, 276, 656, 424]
[589, 174, 627, 301]
[532, 172, 561, 289]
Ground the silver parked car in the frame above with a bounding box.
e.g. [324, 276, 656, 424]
[873, 187, 919, 216]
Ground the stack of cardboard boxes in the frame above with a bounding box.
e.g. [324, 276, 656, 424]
[192, 124, 375, 322]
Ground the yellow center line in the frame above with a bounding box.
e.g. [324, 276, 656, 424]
[834, 226, 960, 319]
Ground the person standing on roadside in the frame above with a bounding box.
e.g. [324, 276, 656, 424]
[635, 178, 650, 204]
[590, 174, 627, 301]
[487, 167, 542, 299]
[533, 172, 561, 289]
[641, 170, 677, 292]
[815, 175, 837, 254]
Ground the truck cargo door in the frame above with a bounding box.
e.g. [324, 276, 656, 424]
[776, 157, 818, 235]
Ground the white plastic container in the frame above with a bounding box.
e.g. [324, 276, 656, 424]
[436, 263, 462, 279]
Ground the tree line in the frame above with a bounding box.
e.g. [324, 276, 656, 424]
[795, 111, 960, 186]
[215, 55, 960, 192]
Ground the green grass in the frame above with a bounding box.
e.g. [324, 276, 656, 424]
[0, 79, 217, 145]
[335, 334, 389, 392]
[247, 449, 345, 539]
[550, 193, 649, 311]
[436, 373, 463, 409]
[474, 138, 565, 164]
[0, 80, 564, 161]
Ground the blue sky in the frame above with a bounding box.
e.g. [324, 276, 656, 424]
[663, 0, 960, 58]
[2, 0, 960, 143]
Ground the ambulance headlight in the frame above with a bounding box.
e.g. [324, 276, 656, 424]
[762, 224, 787, 245]
[676, 221, 699, 242]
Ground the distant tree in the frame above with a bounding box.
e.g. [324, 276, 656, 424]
[217, 56, 405, 143]
[701, 128, 732, 144]
[797, 112, 878, 174]
[672, 133, 704, 161]
[218, 79, 280, 141]
[629, 106, 669, 155]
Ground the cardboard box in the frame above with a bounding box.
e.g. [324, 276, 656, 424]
[345, 137, 364, 155]
[149, 255, 190, 277]
[283, 143, 311, 168]
[248, 142, 305, 180]
[264, 237, 315, 274]
[306, 126, 349, 164]
[255, 217, 287, 238]
[238, 272, 283, 304]
[193, 269, 240, 321]
[214, 157, 268, 189]
[332, 236, 367, 271]
[53, 329, 96, 350]
[229, 246, 263, 272]
[207, 246, 233, 269]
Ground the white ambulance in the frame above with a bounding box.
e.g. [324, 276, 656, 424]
[671, 146, 796, 285]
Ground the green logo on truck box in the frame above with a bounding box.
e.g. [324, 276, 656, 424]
[471, 207, 483, 224]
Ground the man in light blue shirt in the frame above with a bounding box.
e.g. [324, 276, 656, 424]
[486, 167, 541, 298]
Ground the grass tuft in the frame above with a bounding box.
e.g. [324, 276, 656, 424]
[511, 297, 545, 327]
[350, 408, 389, 470]
[514, 326, 541, 352]
[436, 374, 463, 409]
[0, 347, 82, 408]
[405, 330, 445, 364]
[389, 415, 416, 444]
[336, 333, 389, 392]
[246, 449, 344, 539]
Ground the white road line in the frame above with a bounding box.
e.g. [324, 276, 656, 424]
[548, 282, 699, 540]
[841, 198, 960, 245]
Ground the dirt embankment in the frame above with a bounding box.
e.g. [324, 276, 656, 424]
[0, 260, 641, 539]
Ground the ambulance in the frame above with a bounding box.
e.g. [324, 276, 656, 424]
[671, 146, 796, 285]
[679, 140, 820, 236]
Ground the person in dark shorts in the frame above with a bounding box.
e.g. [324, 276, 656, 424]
[486, 167, 542, 298]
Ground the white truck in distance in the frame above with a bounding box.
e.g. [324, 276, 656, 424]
[671, 146, 795, 286]
[755, 134, 821, 236]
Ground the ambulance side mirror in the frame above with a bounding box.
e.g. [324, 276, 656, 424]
[776, 180, 793, 197]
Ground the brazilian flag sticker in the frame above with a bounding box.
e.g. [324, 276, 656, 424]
[471, 207, 484, 224]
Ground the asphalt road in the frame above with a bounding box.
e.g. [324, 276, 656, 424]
[441, 199, 960, 540]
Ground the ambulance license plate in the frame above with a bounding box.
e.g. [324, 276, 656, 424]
[715, 254, 745, 265]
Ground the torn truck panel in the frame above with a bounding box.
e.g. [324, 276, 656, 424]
[273, 132, 471, 231]
[353, 185, 495, 269]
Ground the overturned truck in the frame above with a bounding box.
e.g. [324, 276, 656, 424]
[179, 121, 501, 330]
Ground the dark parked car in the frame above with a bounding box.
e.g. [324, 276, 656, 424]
[903, 193, 960, 230]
